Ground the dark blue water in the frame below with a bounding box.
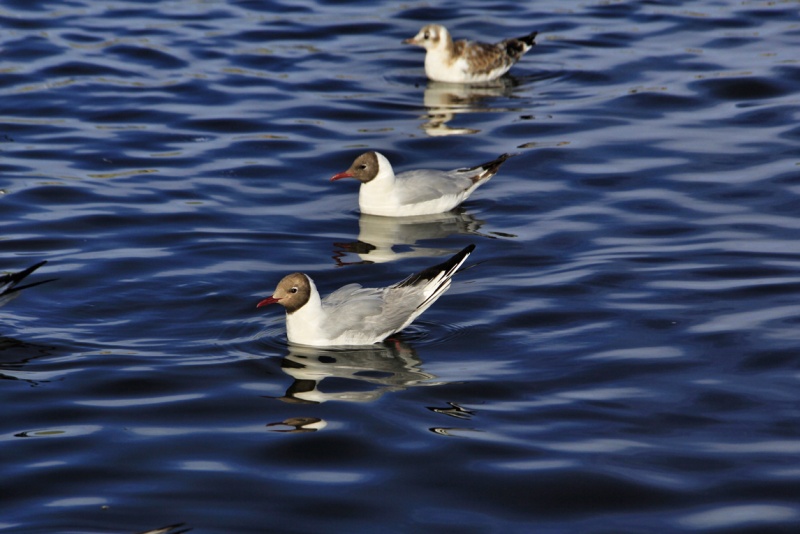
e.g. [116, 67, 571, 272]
[2, 0, 800, 532]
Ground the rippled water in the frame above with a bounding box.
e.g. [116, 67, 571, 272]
[2, 0, 800, 532]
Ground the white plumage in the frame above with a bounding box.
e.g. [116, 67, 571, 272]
[404, 24, 538, 83]
[331, 151, 512, 217]
[257, 244, 475, 347]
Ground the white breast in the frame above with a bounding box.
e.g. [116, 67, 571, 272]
[424, 50, 467, 83]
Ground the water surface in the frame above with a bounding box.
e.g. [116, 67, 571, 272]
[2, 0, 800, 532]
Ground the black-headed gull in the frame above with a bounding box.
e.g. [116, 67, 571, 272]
[404, 24, 538, 83]
[0, 261, 55, 309]
[257, 244, 475, 347]
[331, 151, 512, 217]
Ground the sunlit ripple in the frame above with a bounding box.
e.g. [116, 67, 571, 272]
[698, 440, 800, 454]
[45, 497, 107, 508]
[74, 393, 205, 407]
[678, 504, 800, 530]
[580, 346, 685, 360]
[129, 424, 280, 437]
[180, 461, 232, 472]
[689, 305, 800, 334]
[287, 470, 371, 484]
[543, 439, 654, 453]
[489, 459, 577, 471]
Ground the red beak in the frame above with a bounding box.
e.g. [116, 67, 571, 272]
[330, 171, 354, 182]
[257, 296, 281, 308]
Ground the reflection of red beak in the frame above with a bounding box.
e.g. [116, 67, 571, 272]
[330, 171, 353, 182]
[257, 296, 281, 308]
[402, 38, 416, 45]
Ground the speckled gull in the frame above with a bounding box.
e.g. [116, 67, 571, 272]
[404, 24, 538, 83]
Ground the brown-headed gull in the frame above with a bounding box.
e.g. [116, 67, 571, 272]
[331, 151, 512, 217]
[257, 244, 475, 347]
[0, 261, 55, 309]
[404, 24, 538, 83]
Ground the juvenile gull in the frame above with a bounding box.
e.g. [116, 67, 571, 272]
[331, 151, 513, 217]
[257, 244, 475, 347]
[404, 24, 538, 83]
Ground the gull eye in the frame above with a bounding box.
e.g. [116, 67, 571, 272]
[359, 164, 367, 170]
[290, 287, 298, 294]
[423, 31, 430, 39]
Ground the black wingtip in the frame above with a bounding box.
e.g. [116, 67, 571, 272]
[13, 260, 47, 280]
[434, 243, 475, 276]
[397, 244, 475, 288]
[474, 152, 517, 181]
[1, 260, 54, 296]
[519, 31, 538, 47]
[507, 32, 537, 57]
[461, 243, 477, 256]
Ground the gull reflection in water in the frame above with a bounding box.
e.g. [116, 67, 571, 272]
[273, 339, 440, 405]
[419, 77, 520, 137]
[266, 417, 327, 433]
[334, 209, 487, 266]
[0, 337, 60, 386]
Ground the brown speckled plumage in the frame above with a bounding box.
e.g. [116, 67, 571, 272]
[405, 24, 538, 83]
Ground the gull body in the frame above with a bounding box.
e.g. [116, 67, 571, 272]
[331, 151, 512, 217]
[258, 244, 475, 347]
[404, 24, 538, 83]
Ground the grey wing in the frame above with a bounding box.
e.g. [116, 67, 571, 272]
[325, 283, 367, 305]
[322, 284, 425, 339]
[394, 169, 476, 206]
[321, 284, 388, 338]
[361, 285, 429, 336]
